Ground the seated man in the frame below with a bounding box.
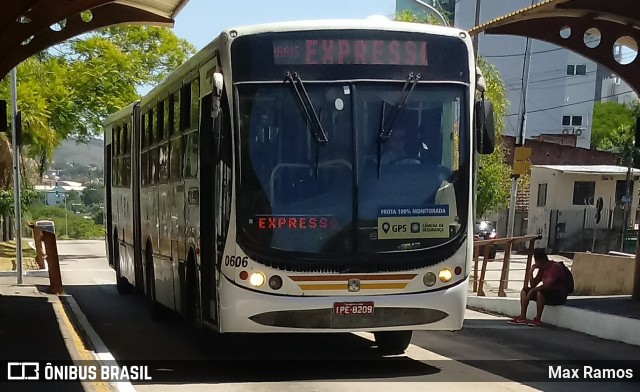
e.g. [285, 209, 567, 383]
[508, 248, 568, 327]
[381, 126, 420, 165]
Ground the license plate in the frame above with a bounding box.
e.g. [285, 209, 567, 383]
[333, 301, 374, 315]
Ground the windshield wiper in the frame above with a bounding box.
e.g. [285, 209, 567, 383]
[378, 72, 421, 142]
[284, 72, 328, 145]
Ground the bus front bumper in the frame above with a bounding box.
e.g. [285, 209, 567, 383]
[218, 276, 468, 333]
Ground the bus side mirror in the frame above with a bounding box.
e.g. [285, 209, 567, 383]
[475, 100, 495, 155]
[0, 100, 7, 133]
[211, 72, 224, 119]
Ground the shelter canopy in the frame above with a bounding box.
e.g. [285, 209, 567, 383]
[469, 0, 640, 94]
[0, 0, 190, 79]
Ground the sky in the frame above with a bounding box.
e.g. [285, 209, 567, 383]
[172, 0, 398, 50]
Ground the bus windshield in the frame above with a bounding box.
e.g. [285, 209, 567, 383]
[237, 81, 468, 260]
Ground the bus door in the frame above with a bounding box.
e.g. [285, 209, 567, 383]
[198, 60, 223, 324]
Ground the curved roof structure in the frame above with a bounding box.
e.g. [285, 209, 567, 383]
[470, 0, 640, 94]
[0, 0, 190, 78]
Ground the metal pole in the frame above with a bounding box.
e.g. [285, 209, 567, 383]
[507, 25, 534, 238]
[472, 0, 482, 58]
[10, 68, 23, 284]
[64, 193, 68, 237]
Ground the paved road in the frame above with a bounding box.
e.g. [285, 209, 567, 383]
[58, 241, 640, 391]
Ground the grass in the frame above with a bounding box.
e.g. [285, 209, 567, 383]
[0, 240, 40, 271]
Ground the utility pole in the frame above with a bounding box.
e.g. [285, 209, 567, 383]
[507, 1, 535, 239]
[10, 68, 23, 284]
[472, 0, 482, 58]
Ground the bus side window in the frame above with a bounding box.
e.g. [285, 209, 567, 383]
[180, 83, 191, 131]
[148, 108, 155, 146]
[170, 92, 179, 135]
[170, 137, 182, 181]
[150, 146, 159, 185]
[164, 99, 171, 137]
[183, 132, 198, 178]
[141, 151, 148, 187]
[156, 102, 165, 141]
[190, 79, 199, 129]
[159, 142, 169, 182]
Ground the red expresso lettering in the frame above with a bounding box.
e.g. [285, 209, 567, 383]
[309, 218, 317, 229]
[268, 217, 276, 229]
[420, 41, 428, 66]
[288, 218, 297, 229]
[338, 40, 350, 64]
[372, 40, 384, 64]
[258, 217, 266, 229]
[404, 41, 417, 65]
[319, 218, 328, 229]
[278, 217, 287, 228]
[299, 217, 307, 229]
[354, 40, 366, 64]
[306, 40, 318, 64]
[321, 40, 335, 64]
[388, 40, 400, 64]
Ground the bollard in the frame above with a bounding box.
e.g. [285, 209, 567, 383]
[42, 230, 63, 294]
[27, 222, 46, 269]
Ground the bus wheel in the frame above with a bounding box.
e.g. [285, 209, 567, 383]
[114, 233, 133, 295]
[186, 252, 201, 326]
[145, 245, 165, 320]
[374, 331, 413, 355]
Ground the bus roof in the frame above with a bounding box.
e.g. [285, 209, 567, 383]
[223, 18, 466, 39]
[106, 19, 470, 124]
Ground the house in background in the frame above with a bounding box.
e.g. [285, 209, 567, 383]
[528, 165, 640, 253]
[35, 180, 86, 206]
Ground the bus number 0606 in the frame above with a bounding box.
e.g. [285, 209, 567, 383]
[224, 255, 249, 268]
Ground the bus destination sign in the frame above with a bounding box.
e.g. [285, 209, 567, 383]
[273, 39, 428, 66]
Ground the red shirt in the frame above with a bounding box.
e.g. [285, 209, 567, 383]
[531, 261, 565, 293]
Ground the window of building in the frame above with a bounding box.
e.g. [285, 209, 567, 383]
[573, 181, 595, 205]
[562, 115, 583, 126]
[567, 64, 587, 75]
[616, 179, 634, 204]
[537, 183, 547, 207]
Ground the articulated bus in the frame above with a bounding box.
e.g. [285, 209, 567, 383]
[104, 19, 495, 354]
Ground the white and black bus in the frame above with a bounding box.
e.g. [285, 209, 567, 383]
[104, 18, 495, 354]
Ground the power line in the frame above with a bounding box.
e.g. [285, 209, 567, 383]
[504, 90, 637, 117]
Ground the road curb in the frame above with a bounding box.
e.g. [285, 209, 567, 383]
[61, 294, 136, 392]
[467, 296, 640, 347]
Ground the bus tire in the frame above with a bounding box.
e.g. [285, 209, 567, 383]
[114, 232, 133, 295]
[145, 244, 165, 320]
[186, 251, 201, 326]
[374, 331, 413, 354]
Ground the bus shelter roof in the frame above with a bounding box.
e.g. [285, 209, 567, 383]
[469, 0, 640, 95]
[0, 0, 190, 79]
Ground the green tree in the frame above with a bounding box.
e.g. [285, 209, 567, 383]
[475, 58, 511, 218]
[81, 183, 104, 207]
[591, 101, 638, 151]
[0, 25, 196, 165]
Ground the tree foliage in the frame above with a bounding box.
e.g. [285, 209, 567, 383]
[591, 101, 639, 152]
[0, 26, 196, 165]
[475, 58, 511, 218]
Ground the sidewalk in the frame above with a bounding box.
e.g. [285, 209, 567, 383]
[467, 252, 640, 346]
[0, 275, 111, 391]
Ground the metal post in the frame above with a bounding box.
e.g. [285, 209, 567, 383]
[10, 68, 23, 284]
[472, 0, 482, 58]
[64, 193, 68, 237]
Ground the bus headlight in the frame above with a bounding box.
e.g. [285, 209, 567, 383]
[249, 272, 266, 287]
[438, 268, 453, 283]
[423, 272, 437, 287]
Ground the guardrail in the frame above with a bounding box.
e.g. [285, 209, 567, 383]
[472, 235, 542, 297]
